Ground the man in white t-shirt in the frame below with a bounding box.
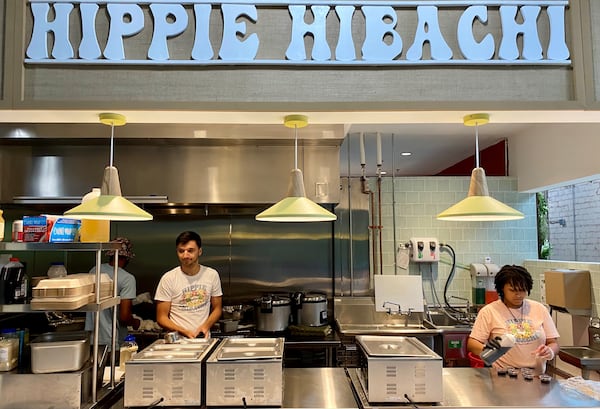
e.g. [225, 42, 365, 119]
[467, 264, 559, 374]
[155, 231, 223, 339]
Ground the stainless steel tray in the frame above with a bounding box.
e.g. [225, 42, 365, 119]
[147, 338, 214, 352]
[217, 346, 280, 360]
[133, 350, 203, 362]
[222, 338, 282, 349]
[130, 338, 219, 363]
[356, 335, 438, 357]
[148, 343, 210, 351]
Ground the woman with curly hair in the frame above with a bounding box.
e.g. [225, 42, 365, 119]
[467, 265, 559, 374]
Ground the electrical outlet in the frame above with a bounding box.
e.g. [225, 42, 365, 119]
[409, 237, 439, 262]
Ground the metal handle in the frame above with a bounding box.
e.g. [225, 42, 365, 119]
[146, 397, 164, 408]
[260, 297, 273, 312]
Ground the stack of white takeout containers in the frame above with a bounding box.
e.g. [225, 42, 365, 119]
[31, 273, 113, 310]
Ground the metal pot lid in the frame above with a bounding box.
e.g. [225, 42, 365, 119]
[303, 293, 327, 303]
[255, 295, 291, 305]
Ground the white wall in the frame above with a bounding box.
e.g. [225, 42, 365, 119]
[509, 124, 600, 192]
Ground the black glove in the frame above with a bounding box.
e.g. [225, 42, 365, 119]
[480, 334, 516, 366]
[484, 336, 502, 351]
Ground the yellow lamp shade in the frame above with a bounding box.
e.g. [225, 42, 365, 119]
[436, 195, 524, 221]
[256, 169, 336, 222]
[256, 196, 337, 222]
[437, 168, 524, 221]
[64, 195, 153, 221]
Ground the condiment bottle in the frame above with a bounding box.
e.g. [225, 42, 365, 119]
[0, 258, 27, 304]
[11, 220, 23, 242]
[119, 334, 138, 372]
[0, 337, 18, 372]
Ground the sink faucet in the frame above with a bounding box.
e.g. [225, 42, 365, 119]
[382, 301, 414, 327]
[450, 295, 471, 317]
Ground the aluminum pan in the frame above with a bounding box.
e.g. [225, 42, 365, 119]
[209, 337, 285, 361]
[217, 347, 281, 361]
[133, 350, 202, 362]
[130, 338, 218, 363]
[222, 337, 282, 349]
[356, 335, 439, 358]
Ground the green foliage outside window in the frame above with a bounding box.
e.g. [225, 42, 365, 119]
[536, 192, 551, 259]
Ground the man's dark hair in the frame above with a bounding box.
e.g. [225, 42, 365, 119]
[176, 231, 202, 248]
[494, 265, 533, 299]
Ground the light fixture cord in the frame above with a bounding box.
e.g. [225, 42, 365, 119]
[294, 124, 298, 170]
[109, 122, 115, 168]
[108, 121, 115, 193]
[475, 122, 480, 168]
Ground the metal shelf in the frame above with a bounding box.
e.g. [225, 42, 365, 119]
[0, 297, 120, 313]
[0, 242, 120, 252]
[0, 241, 122, 405]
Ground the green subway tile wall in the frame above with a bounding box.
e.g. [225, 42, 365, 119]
[370, 176, 538, 307]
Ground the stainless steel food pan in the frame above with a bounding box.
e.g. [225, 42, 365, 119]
[31, 331, 91, 374]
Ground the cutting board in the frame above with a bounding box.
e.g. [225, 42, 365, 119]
[374, 275, 424, 312]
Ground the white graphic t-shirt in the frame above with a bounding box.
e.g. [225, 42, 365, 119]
[154, 265, 223, 333]
[470, 299, 559, 371]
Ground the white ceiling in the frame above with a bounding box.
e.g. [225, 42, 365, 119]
[2, 108, 600, 176]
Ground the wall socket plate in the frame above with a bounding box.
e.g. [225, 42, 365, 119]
[409, 237, 439, 262]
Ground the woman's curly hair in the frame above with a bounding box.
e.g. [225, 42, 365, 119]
[494, 265, 533, 299]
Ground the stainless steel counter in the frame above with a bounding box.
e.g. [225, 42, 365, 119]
[349, 367, 600, 408]
[100, 368, 357, 409]
[99, 367, 600, 409]
[284, 368, 358, 408]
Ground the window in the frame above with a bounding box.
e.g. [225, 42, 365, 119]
[539, 180, 600, 262]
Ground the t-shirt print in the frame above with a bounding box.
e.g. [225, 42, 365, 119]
[506, 317, 538, 343]
[180, 284, 209, 311]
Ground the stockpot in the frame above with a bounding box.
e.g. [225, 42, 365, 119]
[254, 295, 292, 332]
[293, 292, 328, 327]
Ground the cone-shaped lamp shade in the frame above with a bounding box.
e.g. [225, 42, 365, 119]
[256, 169, 337, 222]
[65, 166, 153, 221]
[437, 168, 524, 221]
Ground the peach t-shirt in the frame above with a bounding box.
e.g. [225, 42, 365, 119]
[470, 299, 559, 371]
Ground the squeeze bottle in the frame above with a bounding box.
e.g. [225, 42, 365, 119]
[79, 188, 110, 242]
[119, 334, 138, 371]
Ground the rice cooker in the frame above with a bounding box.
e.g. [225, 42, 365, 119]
[255, 295, 292, 332]
[293, 292, 328, 327]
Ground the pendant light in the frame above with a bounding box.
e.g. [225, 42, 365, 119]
[64, 113, 153, 221]
[436, 113, 524, 221]
[255, 115, 337, 222]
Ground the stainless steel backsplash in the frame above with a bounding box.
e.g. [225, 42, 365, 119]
[0, 139, 341, 204]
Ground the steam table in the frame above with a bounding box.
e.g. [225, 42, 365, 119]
[97, 367, 599, 408]
[350, 367, 600, 408]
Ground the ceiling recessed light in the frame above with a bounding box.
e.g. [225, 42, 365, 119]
[401, 152, 412, 156]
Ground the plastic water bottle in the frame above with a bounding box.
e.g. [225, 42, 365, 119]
[119, 334, 138, 372]
[47, 262, 68, 279]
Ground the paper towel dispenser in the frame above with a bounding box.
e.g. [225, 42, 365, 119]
[545, 269, 591, 316]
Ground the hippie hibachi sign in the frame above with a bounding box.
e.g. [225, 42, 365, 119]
[25, 0, 570, 66]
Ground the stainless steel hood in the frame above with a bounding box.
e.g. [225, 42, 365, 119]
[0, 124, 343, 205]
